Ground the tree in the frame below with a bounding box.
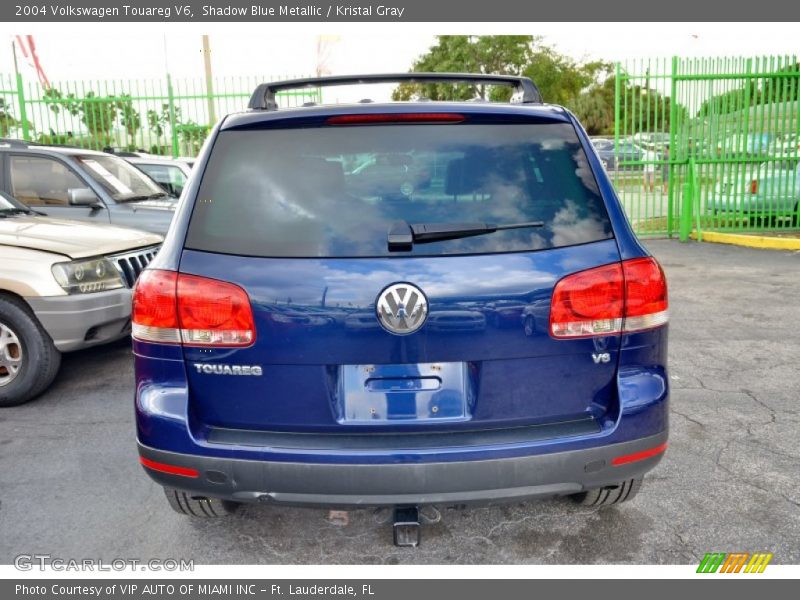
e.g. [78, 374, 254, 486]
[43, 87, 141, 147]
[176, 121, 210, 155]
[393, 36, 534, 101]
[147, 106, 213, 155]
[696, 83, 759, 119]
[0, 98, 25, 137]
[147, 104, 179, 139]
[569, 81, 614, 135]
[392, 36, 609, 107]
[523, 50, 608, 107]
[569, 71, 688, 138]
[764, 61, 800, 103]
[696, 62, 800, 119]
[117, 94, 141, 139]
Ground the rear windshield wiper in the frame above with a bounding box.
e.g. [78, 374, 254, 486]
[388, 220, 545, 252]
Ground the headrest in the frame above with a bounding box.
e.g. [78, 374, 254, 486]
[445, 149, 524, 196]
[294, 156, 346, 197]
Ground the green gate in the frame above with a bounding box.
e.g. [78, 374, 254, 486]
[613, 56, 800, 239]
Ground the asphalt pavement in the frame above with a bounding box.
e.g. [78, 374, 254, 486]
[0, 239, 798, 564]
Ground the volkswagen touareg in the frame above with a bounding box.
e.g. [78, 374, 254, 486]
[132, 74, 668, 543]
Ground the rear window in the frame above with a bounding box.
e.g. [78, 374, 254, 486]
[186, 122, 612, 257]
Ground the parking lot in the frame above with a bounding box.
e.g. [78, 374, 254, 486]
[0, 239, 798, 565]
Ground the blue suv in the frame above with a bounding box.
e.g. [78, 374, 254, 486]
[132, 74, 668, 542]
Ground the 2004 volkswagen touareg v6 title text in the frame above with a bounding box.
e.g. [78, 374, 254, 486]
[133, 74, 668, 545]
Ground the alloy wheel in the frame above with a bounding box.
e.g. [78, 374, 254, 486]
[0, 322, 23, 387]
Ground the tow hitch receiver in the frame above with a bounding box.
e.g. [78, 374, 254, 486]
[393, 506, 421, 547]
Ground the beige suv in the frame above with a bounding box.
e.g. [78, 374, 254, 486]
[0, 192, 162, 406]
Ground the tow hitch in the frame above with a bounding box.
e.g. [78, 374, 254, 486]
[393, 506, 421, 547]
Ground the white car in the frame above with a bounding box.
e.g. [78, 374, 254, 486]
[0, 191, 162, 406]
[708, 157, 800, 221]
[769, 134, 800, 157]
[126, 156, 193, 198]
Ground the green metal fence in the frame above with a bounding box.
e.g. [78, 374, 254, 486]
[0, 73, 320, 157]
[613, 56, 800, 239]
[2, 58, 798, 238]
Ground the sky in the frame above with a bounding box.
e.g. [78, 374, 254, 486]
[3, 23, 799, 79]
[1, 23, 798, 103]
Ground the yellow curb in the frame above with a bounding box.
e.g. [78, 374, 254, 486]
[690, 231, 800, 250]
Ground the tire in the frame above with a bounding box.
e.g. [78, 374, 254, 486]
[163, 487, 240, 517]
[572, 477, 643, 507]
[523, 316, 535, 337]
[0, 295, 61, 407]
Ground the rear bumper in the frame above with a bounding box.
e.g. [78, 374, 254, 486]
[137, 431, 667, 507]
[25, 289, 132, 352]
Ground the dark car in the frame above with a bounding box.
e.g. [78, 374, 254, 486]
[132, 74, 669, 545]
[591, 137, 649, 170]
[0, 140, 177, 235]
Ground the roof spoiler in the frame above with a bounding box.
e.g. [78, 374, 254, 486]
[247, 73, 543, 111]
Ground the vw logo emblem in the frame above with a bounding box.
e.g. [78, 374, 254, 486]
[376, 283, 428, 335]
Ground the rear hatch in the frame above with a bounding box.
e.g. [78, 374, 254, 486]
[180, 111, 622, 435]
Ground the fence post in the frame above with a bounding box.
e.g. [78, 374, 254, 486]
[667, 56, 678, 238]
[614, 63, 621, 149]
[613, 62, 621, 218]
[692, 160, 703, 242]
[202, 35, 216, 126]
[15, 73, 30, 141]
[680, 157, 696, 242]
[166, 73, 179, 158]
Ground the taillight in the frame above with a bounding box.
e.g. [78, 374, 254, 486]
[550, 263, 624, 338]
[621, 257, 669, 332]
[132, 270, 255, 347]
[131, 270, 180, 343]
[326, 113, 465, 125]
[177, 274, 255, 346]
[749, 179, 759, 194]
[549, 257, 668, 338]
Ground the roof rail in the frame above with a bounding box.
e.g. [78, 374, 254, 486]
[0, 138, 31, 148]
[102, 146, 143, 157]
[248, 73, 543, 111]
